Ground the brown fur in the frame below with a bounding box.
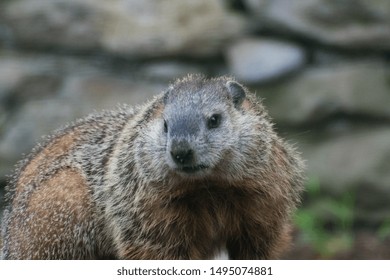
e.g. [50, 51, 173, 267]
[8, 169, 96, 259]
[16, 131, 80, 193]
[1, 75, 304, 259]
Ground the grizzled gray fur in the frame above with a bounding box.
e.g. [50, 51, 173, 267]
[1, 75, 304, 259]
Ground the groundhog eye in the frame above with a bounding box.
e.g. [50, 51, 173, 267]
[207, 114, 221, 129]
[163, 119, 168, 133]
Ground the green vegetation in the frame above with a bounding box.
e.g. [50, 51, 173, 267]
[294, 176, 355, 258]
[378, 219, 390, 241]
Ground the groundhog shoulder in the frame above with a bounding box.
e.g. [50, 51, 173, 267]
[2, 106, 136, 259]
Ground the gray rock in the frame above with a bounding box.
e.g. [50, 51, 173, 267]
[10, 74, 62, 104]
[101, 0, 245, 57]
[0, 52, 43, 98]
[226, 38, 306, 83]
[262, 61, 390, 125]
[301, 128, 390, 194]
[244, 0, 268, 12]
[2, 0, 246, 57]
[0, 52, 63, 135]
[0, 51, 73, 102]
[296, 127, 390, 225]
[60, 75, 166, 113]
[0, 99, 78, 178]
[3, 0, 102, 50]
[248, 0, 390, 50]
[140, 62, 205, 82]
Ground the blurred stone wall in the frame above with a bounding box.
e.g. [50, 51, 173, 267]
[0, 0, 389, 230]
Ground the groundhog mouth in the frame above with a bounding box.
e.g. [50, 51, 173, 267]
[178, 164, 209, 174]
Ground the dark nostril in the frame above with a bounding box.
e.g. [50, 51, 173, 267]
[171, 148, 193, 165]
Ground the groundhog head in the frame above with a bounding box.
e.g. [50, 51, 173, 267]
[134, 75, 273, 183]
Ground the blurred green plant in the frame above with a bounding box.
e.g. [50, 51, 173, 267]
[377, 219, 390, 241]
[294, 176, 355, 258]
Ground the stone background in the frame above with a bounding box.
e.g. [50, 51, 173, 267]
[0, 0, 389, 259]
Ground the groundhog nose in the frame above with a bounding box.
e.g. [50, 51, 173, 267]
[170, 141, 194, 166]
[171, 149, 193, 165]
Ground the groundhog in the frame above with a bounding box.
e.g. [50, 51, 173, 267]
[1, 75, 304, 260]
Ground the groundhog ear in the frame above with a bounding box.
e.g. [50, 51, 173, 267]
[226, 81, 246, 108]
